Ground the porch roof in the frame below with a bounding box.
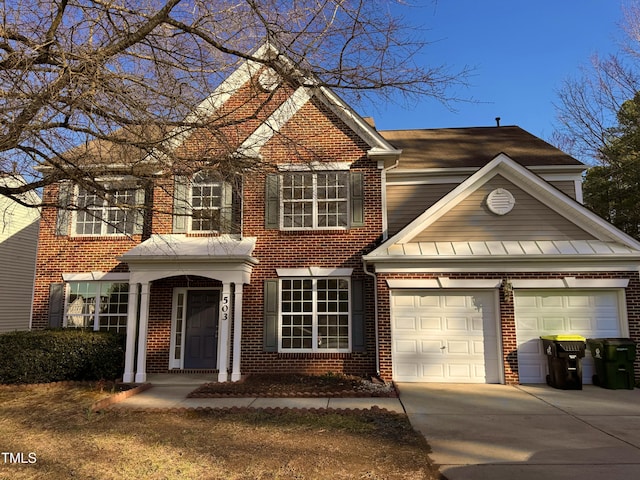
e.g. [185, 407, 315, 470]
[119, 235, 258, 284]
[120, 234, 258, 263]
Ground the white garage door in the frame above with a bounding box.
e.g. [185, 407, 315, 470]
[391, 290, 500, 383]
[515, 290, 623, 384]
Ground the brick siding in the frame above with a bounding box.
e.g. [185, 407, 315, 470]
[32, 79, 382, 379]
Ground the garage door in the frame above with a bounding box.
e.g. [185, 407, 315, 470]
[515, 290, 623, 384]
[391, 290, 500, 383]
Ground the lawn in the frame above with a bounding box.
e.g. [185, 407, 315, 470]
[0, 383, 440, 479]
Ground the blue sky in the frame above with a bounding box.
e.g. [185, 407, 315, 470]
[361, 1, 625, 141]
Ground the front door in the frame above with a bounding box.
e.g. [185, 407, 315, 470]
[184, 290, 219, 369]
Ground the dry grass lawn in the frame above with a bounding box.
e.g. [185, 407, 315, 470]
[0, 383, 440, 479]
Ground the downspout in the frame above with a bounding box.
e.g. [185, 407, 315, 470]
[362, 258, 380, 377]
[364, 155, 400, 378]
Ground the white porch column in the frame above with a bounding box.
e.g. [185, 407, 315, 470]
[217, 282, 232, 382]
[231, 283, 243, 382]
[122, 283, 139, 383]
[134, 281, 151, 383]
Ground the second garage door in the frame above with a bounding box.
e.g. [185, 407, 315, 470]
[391, 290, 500, 383]
[515, 290, 624, 384]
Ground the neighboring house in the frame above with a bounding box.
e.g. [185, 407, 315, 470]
[0, 175, 40, 333]
[30, 46, 640, 385]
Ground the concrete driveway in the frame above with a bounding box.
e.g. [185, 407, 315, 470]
[397, 383, 640, 480]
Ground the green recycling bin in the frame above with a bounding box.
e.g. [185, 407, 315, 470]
[540, 335, 586, 390]
[586, 338, 636, 389]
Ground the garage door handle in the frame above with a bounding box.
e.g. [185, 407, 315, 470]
[440, 346, 446, 350]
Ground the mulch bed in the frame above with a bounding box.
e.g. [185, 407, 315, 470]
[187, 373, 397, 398]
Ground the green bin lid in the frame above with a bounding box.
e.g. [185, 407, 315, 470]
[540, 334, 586, 341]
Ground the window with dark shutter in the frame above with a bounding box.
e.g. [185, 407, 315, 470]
[265, 170, 364, 230]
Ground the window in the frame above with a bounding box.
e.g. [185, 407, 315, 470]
[190, 171, 230, 232]
[74, 186, 143, 236]
[280, 278, 350, 352]
[65, 282, 129, 333]
[281, 172, 349, 229]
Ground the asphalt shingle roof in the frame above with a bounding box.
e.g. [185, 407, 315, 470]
[379, 126, 583, 169]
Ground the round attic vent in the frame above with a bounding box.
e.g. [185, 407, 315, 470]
[486, 188, 515, 215]
[258, 68, 280, 92]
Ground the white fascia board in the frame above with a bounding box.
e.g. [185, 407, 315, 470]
[370, 258, 640, 273]
[527, 164, 586, 174]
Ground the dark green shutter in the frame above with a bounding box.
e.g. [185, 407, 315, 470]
[55, 182, 72, 236]
[220, 182, 233, 233]
[263, 279, 279, 352]
[133, 188, 145, 235]
[173, 175, 190, 233]
[265, 174, 280, 229]
[350, 172, 364, 227]
[351, 278, 366, 351]
[48, 283, 65, 328]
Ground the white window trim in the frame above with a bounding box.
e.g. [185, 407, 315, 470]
[63, 281, 129, 332]
[279, 171, 350, 231]
[188, 176, 231, 234]
[278, 277, 352, 353]
[71, 184, 143, 237]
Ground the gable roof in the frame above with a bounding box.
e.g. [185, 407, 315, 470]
[46, 43, 401, 172]
[170, 43, 401, 161]
[365, 153, 640, 268]
[380, 126, 583, 170]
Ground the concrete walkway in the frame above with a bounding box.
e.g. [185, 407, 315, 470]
[397, 383, 640, 480]
[110, 375, 405, 413]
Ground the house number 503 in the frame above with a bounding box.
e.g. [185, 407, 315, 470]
[221, 295, 230, 321]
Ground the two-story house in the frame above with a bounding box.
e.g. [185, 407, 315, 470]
[31, 46, 640, 385]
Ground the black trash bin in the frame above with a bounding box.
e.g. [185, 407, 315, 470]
[540, 335, 586, 390]
[586, 338, 636, 390]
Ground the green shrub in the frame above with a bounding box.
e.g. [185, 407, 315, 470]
[0, 329, 125, 384]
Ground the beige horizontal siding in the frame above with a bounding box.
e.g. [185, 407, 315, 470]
[410, 175, 594, 242]
[386, 183, 457, 236]
[0, 221, 39, 332]
[549, 180, 577, 199]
